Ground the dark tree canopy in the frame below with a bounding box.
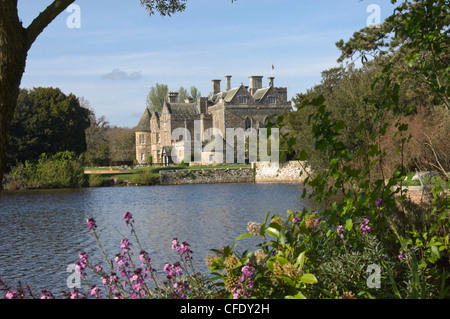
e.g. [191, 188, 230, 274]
[6, 87, 90, 170]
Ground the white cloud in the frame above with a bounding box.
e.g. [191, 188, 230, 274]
[102, 68, 142, 80]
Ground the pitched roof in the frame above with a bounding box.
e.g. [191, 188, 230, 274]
[166, 102, 199, 117]
[135, 108, 151, 131]
[253, 87, 271, 102]
[224, 87, 240, 103]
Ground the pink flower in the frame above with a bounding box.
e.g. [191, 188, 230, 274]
[40, 290, 54, 299]
[120, 238, 131, 252]
[5, 290, 18, 299]
[86, 218, 97, 231]
[360, 217, 372, 235]
[123, 212, 134, 225]
[337, 225, 345, 239]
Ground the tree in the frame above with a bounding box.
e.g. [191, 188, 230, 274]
[108, 127, 135, 164]
[178, 86, 188, 103]
[84, 103, 111, 167]
[190, 86, 201, 101]
[146, 83, 169, 112]
[336, 0, 449, 109]
[6, 87, 90, 170]
[0, 0, 193, 186]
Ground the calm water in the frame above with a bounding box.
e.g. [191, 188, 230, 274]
[0, 183, 312, 296]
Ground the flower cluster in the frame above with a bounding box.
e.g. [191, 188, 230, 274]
[360, 217, 372, 235]
[247, 221, 261, 235]
[163, 262, 183, 279]
[1, 211, 210, 299]
[232, 264, 255, 299]
[172, 238, 193, 261]
[337, 225, 345, 239]
[75, 251, 89, 276]
[86, 218, 97, 231]
[376, 198, 383, 208]
[123, 211, 134, 225]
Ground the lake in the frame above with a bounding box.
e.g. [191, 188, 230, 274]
[0, 183, 314, 296]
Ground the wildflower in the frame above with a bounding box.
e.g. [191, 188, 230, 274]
[337, 225, 345, 239]
[90, 285, 101, 298]
[86, 218, 97, 231]
[292, 217, 301, 225]
[376, 198, 383, 208]
[224, 255, 239, 269]
[123, 212, 134, 225]
[40, 290, 54, 299]
[398, 251, 405, 259]
[231, 264, 255, 299]
[360, 217, 372, 235]
[120, 238, 131, 253]
[70, 288, 82, 299]
[164, 262, 183, 279]
[247, 221, 261, 235]
[5, 290, 19, 299]
[254, 249, 267, 265]
[172, 238, 193, 261]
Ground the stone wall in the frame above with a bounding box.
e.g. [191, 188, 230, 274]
[254, 161, 307, 183]
[159, 167, 255, 185]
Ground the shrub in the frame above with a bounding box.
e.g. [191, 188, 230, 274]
[9, 151, 85, 189]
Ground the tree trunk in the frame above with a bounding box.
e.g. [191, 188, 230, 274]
[0, 1, 29, 188]
[0, 0, 75, 190]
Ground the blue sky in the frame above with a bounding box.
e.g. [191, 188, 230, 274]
[18, 0, 397, 128]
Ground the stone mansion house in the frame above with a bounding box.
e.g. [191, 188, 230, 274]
[135, 75, 292, 165]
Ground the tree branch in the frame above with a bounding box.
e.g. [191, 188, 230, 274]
[25, 0, 75, 50]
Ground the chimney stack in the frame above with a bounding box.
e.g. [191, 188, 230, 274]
[197, 96, 208, 114]
[212, 79, 221, 95]
[225, 75, 232, 91]
[268, 76, 274, 87]
[168, 91, 179, 103]
[249, 76, 263, 95]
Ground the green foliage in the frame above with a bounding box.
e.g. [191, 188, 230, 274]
[6, 88, 90, 171]
[88, 174, 104, 188]
[208, 211, 318, 299]
[146, 83, 168, 112]
[131, 169, 159, 185]
[9, 151, 86, 189]
[265, 0, 450, 299]
[336, 0, 449, 109]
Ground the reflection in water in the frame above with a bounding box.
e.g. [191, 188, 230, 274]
[0, 183, 312, 295]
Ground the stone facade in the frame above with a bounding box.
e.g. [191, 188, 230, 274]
[135, 75, 291, 165]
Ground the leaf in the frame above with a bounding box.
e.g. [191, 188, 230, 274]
[345, 218, 353, 231]
[431, 246, 441, 260]
[266, 222, 282, 239]
[300, 273, 318, 284]
[295, 252, 305, 270]
[277, 256, 290, 267]
[267, 257, 276, 271]
[235, 233, 254, 241]
[285, 291, 306, 299]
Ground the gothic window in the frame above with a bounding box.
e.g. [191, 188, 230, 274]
[244, 117, 252, 130]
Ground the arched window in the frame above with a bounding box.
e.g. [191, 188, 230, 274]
[244, 117, 252, 130]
